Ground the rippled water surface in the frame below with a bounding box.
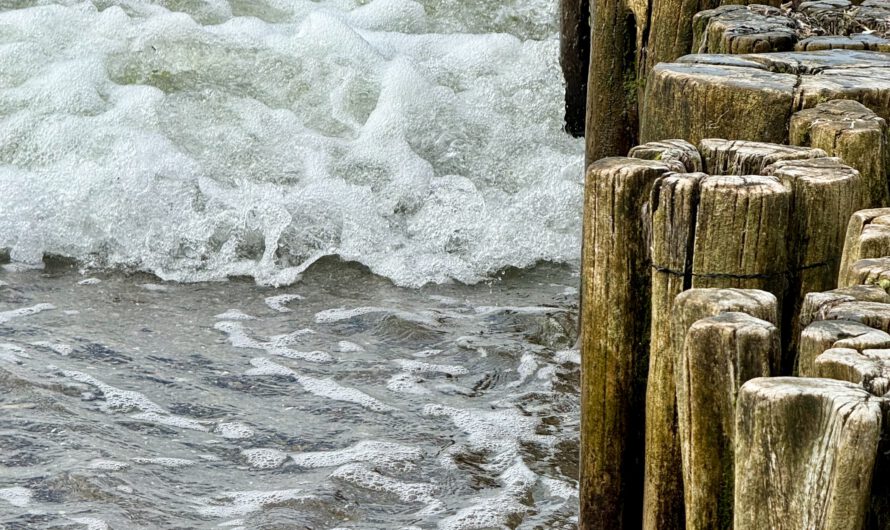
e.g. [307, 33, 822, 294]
[0, 260, 580, 529]
[0, 0, 583, 287]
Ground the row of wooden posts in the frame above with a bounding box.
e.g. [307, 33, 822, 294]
[566, 0, 890, 524]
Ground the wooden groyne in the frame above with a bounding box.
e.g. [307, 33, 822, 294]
[566, 1, 890, 525]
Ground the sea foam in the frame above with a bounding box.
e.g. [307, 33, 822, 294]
[0, 0, 582, 287]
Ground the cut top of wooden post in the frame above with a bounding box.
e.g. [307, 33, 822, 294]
[630, 140, 704, 173]
[839, 208, 890, 286]
[816, 347, 890, 395]
[699, 139, 826, 175]
[734, 376, 883, 530]
[790, 100, 889, 208]
[642, 50, 890, 146]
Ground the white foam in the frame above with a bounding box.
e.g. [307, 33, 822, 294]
[291, 440, 422, 472]
[31, 341, 74, 355]
[241, 448, 288, 470]
[0, 303, 55, 324]
[64, 370, 209, 431]
[336, 340, 365, 352]
[0, 486, 32, 507]
[331, 463, 441, 510]
[198, 489, 316, 518]
[438, 459, 537, 530]
[214, 321, 333, 363]
[264, 293, 303, 313]
[89, 459, 130, 471]
[411, 349, 443, 358]
[246, 358, 395, 412]
[138, 283, 169, 292]
[70, 517, 110, 530]
[132, 457, 195, 468]
[0, 343, 28, 363]
[554, 349, 580, 365]
[394, 359, 468, 376]
[386, 372, 431, 395]
[214, 422, 254, 439]
[214, 309, 256, 321]
[422, 404, 550, 468]
[314, 306, 439, 327]
[506, 353, 537, 387]
[0, 0, 581, 288]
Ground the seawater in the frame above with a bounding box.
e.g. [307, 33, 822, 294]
[0, 0, 583, 288]
[0, 261, 579, 528]
[0, 0, 584, 526]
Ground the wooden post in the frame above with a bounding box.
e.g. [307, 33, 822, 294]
[734, 377, 882, 530]
[800, 285, 890, 332]
[645, 287, 777, 530]
[816, 347, 890, 396]
[676, 312, 779, 530]
[798, 320, 890, 376]
[580, 158, 672, 529]
[699, 139, 825, 175]
[766, 157, 866, 370]
[630, 139, 703, 172]
[839, 208, 890, 287]
[559, 0, 590, 136]
[791, 100, 890, 208]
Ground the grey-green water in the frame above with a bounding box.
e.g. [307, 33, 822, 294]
[0, 260, 579, 529]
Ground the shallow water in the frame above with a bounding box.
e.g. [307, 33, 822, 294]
[0, 260, 580, 529]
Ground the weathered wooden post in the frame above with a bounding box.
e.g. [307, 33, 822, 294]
[816, 347, 890, 395]
[798, 320, 890, 376]
[646, 287, 778, 529]
[580, 157, 672, 529]
[839, 208, 890, 287]
[676, 311, 779, 530]
[734, 377, 882, 530]
[791, 100, 890, 208]
[559, 0, 590, 136]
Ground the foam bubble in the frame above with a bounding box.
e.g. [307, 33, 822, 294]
[197, 489, 316, 518]
[246, 358, 395, 412]
[331, 463, 440, 509]
[214, 321, 332, 363]
[336, 340, 364, 353]
[393, 359, 468, 376]
[214, 421, 254, 439]
[0, 303, 55, 323]
[0, 486, 32, 507]
[64, 370, 209, 431]
[70, 517, 110, 530]
[241, 448, 287, 470]
[554, 349, 580, 365]
[290, 440, 422, 472]
[132, 457, 195, 468]
[214, 309, 256, 320]
[89, 459, 130, 471]
[264, 293, 303, 313]
[386, 372, 431, 395]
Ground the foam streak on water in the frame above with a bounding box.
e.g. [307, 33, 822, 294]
[0, 0, 583, 287]
[0, 262, 579, 528]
